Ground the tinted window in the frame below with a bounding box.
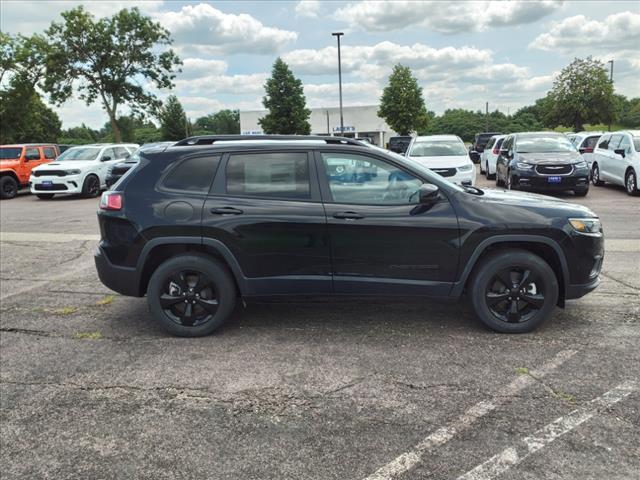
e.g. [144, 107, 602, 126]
[502, 136, 513, 151]
[495, 138, 505, 149]
[43, 147, 56, 159]
[598, 135, 610, 149]
[617, 135, 631, 153]
[515, 135, 575, 153]
[322, 152, 423, 205]
[25, 148, 40, 160]
[607, 135, 623, 150]
[163, 156, 220, 193]
[583, 136, 600, 149]
[226, 152, 310, 200]
[0, 147, 22, 159]
[486, 138, 496, 148]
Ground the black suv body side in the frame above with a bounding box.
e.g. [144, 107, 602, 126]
[95, 136, 603, 335]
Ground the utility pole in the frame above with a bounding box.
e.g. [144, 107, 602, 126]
[485, 101, 489, 131]
[326, 110, 330, 136]
[608, 59, 614, 132]
[332, 32, 344, 135]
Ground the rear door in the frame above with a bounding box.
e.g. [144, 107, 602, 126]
[317, 149, 459, 296]
[611, 134, 632, 183]
[21, 147, 43, 183]
[202, 149, 331, 296]
[602, 134, 623, 182]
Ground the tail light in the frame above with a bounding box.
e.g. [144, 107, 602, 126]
[100, 192, 122, 210]
[580, 147, 593, 154]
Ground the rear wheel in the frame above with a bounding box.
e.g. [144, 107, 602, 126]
[81, 174, 100, 198]
[0, 176, 18, 199]
[573, 187, 589, 197]
[469, 249, 558, 333]
[625, 169, 639, 196]
[147, 254, 237, 337]
[36, 194, 55, 200]
[591, 163, 604, 186]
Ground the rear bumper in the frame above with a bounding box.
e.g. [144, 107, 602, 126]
[94, 245, 141, 297]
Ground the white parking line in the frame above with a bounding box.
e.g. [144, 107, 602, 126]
[363, 349, 577, 480]
[456, 380, 638, 480]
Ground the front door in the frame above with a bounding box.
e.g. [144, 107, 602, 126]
[202, 150, 331, 296]
[317, 150, 460, 296]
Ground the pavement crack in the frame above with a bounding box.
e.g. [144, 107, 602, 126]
[0, 327, 62, 338]
[600, 271, 640, 292]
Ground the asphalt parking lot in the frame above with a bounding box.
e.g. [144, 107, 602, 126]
[1, 172, 638, 480]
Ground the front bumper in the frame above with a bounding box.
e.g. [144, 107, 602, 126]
[512, 168, 589, 191]
[30, 174, 83, 194]
[94, 244, 141, 297]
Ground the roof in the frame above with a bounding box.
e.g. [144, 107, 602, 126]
[172, 135, 362, 147]
[413, 135, 462, 141]
[1, 143, 57, 148]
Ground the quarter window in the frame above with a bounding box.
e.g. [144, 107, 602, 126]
[321, 153, 423, 205]
[225, 152, 310, 200]
[163, 156, 220, 193]
[43, 147, 56, 159]
[597, 136, 610, 149]
[25, 148, 40, 160]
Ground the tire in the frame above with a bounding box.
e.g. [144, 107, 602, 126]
[573, 187, 589, 197]
[469, 249, 559, 333]
[479, 160, 485, 174]
[0, 176, 18, 200]
[36, 194, 55, 200]
[625, 169, 639, 196]
[147, 254, 237, 337]
[81, 174, 101, 198]
[591, 163, 604, 186]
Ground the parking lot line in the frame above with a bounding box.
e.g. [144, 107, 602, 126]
[363, 349, 577, 480]
[0, 232, 100, 243]
[456, 380, 638, 480]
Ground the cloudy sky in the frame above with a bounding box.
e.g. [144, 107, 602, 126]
[2, 0, 639, 128]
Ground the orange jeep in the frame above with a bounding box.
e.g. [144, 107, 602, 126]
[0, 144, 59, 199]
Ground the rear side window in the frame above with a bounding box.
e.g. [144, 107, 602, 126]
[598, 135, 610, 149]
[583, 136, 600, 149]
[43, 147, 56, 159]
[486, 138, 496, 148]
[495, 138, 505, 149]
[162, 156, 220, 193]
[114, 147, 130, 159]
[608, 135, 623, 150]
[25, 147, 40, 160]
[226, 152, 310, 200]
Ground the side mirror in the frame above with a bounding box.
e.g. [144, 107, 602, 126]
[418, 183, 439, 204]
[614, 148, 626, 158]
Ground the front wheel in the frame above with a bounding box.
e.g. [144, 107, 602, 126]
[0, 176, 18, 199]
[469, 250, 559, 333]
[573, 187, 589, 197]
[147, 254, 237, 337]
[625, 169, 639, 196]
[81, 174, 101, 198]
[591, 164, 604, 186]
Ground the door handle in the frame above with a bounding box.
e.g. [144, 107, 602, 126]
[211, 207, 243, 215]
[333, 211, 364, 220]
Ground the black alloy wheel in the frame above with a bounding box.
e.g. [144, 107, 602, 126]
[485, 267, 544, 323]
[0, 176, 18, 199]
[160, 270, 219, 327]
[82, 175, 100, 198]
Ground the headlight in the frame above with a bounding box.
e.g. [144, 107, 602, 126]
[65, 169, 81, 175]
[457, 164, 474, 172]
[569, 218, 601, 234]
[516, 162, 534, 170]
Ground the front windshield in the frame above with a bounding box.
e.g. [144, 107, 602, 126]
[516, 136, 576, 153]
[0, 147, 22, 160]
[409, 140, 468, 157]
[365, 143, 465, 193]
[56, 147, 101, 161]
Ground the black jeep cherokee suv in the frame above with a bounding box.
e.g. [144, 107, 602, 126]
[95, 135, 603, 336]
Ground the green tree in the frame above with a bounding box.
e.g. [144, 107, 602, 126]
[0, 80, 61, 143]
[619, 97, 640, 128]
[420, 109, 483, 141]
[378, 64, 428, 135]
[194, 109, 240, 134]
[43, 6, 181, 143]
[547, 57, 615, 131]
[159, 95, 188, 141]
[259, 58, 311, 135]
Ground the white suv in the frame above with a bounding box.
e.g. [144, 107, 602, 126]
[480, 134, 506, 180]
[30, 143, 138, 199]
[591, 130, 640, 196]
[405, 135, 475, 186]
[568, 131, 603, 171]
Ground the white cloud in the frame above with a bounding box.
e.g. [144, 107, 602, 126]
[529, 11, 640, 52]
[333, 0, 563, 34]
[155, 3, 297, 55]
[179, 58, 228, 79]
[176, 72, 268, 96]
[295, 1, 321, 18]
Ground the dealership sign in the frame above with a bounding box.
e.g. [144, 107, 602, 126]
[332, 126, 355, 133]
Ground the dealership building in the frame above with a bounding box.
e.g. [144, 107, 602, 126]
[240, 105, 398, 147]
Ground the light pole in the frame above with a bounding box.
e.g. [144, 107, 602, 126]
[332, 32, 344, 135]
[608, 59, 614, 132]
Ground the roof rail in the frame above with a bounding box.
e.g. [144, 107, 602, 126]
[173, 135, 364, 147]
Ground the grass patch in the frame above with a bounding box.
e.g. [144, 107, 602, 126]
[515, 367, 530, 375]
[74, 331, 102, 340]
[96, 295, 114, 306]
[53, 307, 78, 316]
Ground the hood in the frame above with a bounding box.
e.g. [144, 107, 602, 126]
[33, 160, 95, 171]
[409, 154, 471, 169]
[476, 187, 597, 217]
[517, 151, 581, 164]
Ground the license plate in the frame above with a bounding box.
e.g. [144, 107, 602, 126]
[42, 180, 53, 186]
[547, 176, 562, 184]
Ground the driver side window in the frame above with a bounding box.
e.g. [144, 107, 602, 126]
[321, 152, 423, 205]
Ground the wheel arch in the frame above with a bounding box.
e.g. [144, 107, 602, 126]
[137, 237, 246, 297]
[451, 235, 569, 306]
[0, 170, 20, 183]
